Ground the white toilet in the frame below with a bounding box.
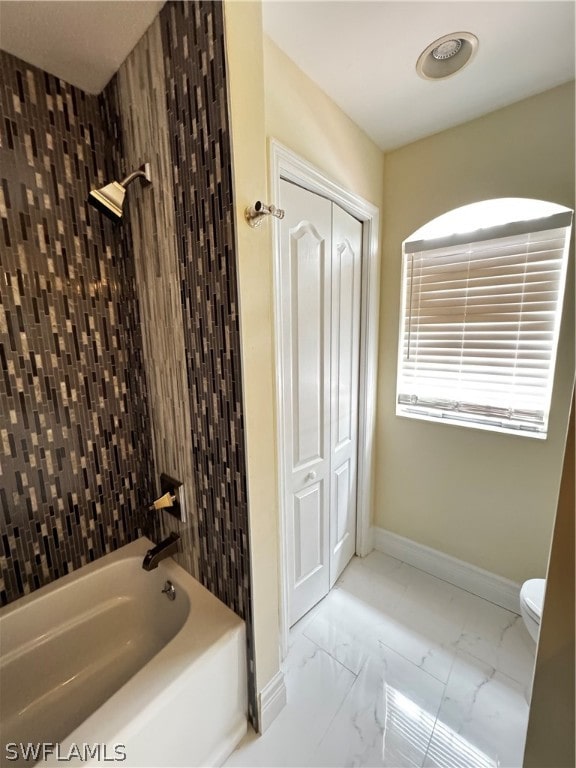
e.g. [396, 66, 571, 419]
[520, 578, 546, 642]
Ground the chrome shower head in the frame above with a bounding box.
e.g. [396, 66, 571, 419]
[87, 163, 151, 223]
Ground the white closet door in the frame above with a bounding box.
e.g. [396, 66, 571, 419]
[280, 180, 332, 626]
[329, 204, 362, 586]
[279, 179, 362, 626]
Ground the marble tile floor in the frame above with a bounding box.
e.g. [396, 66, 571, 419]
[224, 551, 535, 768]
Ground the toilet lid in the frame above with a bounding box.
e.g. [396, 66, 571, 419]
[522, 579, 545, 621]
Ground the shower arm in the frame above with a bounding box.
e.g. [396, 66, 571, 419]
[120, 163, 152, 188]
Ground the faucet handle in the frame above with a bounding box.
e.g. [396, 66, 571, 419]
[148, 491, 176, 511]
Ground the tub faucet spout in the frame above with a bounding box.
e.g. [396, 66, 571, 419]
[142, 532, 180, 571]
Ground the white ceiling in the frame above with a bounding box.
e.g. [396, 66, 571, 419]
[263, 0, 576, 150]
[0, 1, 164, 94]
[0, 1, 573, 149]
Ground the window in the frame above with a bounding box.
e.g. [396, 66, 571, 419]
[397, 199, 573, 438]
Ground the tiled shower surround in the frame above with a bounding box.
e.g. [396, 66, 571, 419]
[0, 50, 154, 602]
[1, 0, 256, 726]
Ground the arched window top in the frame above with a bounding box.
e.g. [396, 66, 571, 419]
[407, 198, 573, 244]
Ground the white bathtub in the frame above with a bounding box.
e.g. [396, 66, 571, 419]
[0, 537, 247, 767]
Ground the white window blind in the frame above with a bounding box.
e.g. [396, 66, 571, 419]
[397, 210, 572, 437]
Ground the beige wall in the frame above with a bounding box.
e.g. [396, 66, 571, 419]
[524, 395, 574, 767]
[377, 83, 575, 583]
[225, 4, 385, 706]
[263, 37, 385, 208]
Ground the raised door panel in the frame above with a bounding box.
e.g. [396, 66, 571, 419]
[294, 483, 324, 584]
[333, 236, 358, 450]
[290, 223, 325, 470]
[333, 459, 351, 547]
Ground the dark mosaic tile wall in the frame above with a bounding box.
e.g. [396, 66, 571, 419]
[160, 0, 249, 627]
[157, 0, 256, 726]
[0, 51, 154, 605]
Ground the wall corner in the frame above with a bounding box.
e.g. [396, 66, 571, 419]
[224, 0, 283, 724]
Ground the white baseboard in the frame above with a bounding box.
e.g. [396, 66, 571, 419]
[372, 527, 521, 614]
[258, 669, 287, 733]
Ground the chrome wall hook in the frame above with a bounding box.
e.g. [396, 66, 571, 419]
[245, 201, 285, 228]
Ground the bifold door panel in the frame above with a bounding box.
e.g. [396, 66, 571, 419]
[279, 180, 362, 626]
